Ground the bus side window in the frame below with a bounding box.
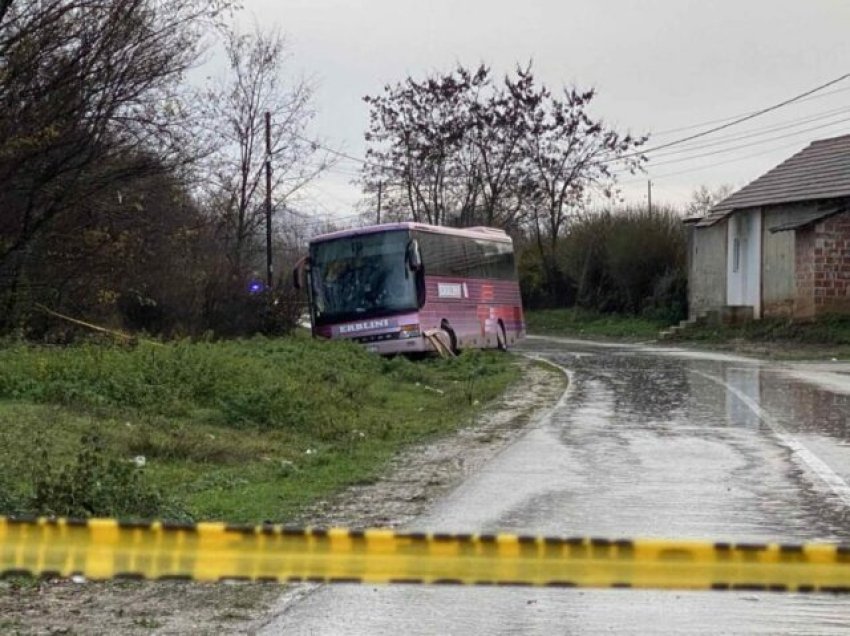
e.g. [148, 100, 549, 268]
[494, 241, 513, 279]
[459, 236, 487, 278]
[448, 236, 467, 276]
[418, 233, 463, 277]
[472, 240, 499, 279]
[415, 231, 515, 281]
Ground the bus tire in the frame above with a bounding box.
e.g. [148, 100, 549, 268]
[441, 320, 458, 355]
[496, 321, 508, 351]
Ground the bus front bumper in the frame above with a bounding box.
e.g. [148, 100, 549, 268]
[360, 335, 431, 355]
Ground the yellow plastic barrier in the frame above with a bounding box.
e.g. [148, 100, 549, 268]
[1, 517, 849, 592]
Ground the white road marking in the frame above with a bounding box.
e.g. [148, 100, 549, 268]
[693, 369, 850, 508]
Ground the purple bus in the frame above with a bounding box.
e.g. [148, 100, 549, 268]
[294, 222, 525, 355]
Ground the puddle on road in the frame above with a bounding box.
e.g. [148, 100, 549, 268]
[268, 341, 850, 635]
[529, 343, 850, 544]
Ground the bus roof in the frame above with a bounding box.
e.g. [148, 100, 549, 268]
[308, 222, 511, 245]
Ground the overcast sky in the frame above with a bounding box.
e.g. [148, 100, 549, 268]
[232, 0, 850, 228]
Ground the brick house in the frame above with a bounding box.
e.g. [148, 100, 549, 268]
[686, 134, 850, 322]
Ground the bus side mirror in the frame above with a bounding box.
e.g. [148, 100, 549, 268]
[292, 256, 309, 290]
[407, 240, 422, 271]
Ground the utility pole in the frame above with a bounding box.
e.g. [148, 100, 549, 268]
[376, 181, 383, 224]
[647, 179, 652, 213]
[265, 111, 273, 289]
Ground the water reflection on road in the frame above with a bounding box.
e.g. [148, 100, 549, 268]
[262, 337, 850, 635]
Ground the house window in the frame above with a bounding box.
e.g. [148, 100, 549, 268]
[732, 237, 740, 273]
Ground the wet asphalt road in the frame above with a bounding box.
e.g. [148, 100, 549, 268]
[261, 336, 850, 635]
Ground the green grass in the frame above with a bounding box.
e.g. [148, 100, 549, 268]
[525, 308, 668, 340]
[666, 314, 850, 358]
[673, 314, 850, 344]
[0, 338, 518, 523]
[525, 308, 850, 358]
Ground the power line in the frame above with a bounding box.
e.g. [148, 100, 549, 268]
[645, 104, 850, 159]
[651, 85, 850, 137]
[620, 137, 815, 185]
[607, 72, 850, 165]
[634, 115, 850, 171]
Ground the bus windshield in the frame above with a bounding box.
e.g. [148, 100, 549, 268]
[310, 230, 418, 324]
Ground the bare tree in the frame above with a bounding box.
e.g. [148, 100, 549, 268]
[362, 64, 650, 304]
[523, 86, 648, 292]
[199, 25, 329, 278]
[685, 184, 735, 218]
[0, 0, 233, 329]
[363, 66, 486, 226]
[465, 64, 544, 230]
[361, 63, 646, 248]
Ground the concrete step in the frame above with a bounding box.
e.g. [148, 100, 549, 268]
[658, 325, 684, 339]
[659, 308, 724, 339]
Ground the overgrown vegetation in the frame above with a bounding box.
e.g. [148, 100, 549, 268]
[0, 338, 518, 522]
[519, 206, 687, 322]
[667, 314, 850, 350]
[1, 7, 688, 340]
[526, 308, 668, 340]
[0, 2, 325, 340]
[31, 432, 167, 519]
[525, 308, 850, 354]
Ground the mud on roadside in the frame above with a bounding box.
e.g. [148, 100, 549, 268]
[0, 357, 566, 635]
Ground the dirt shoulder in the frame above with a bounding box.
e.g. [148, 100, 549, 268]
[296, 356, 567, 529]
[0, 356, 567, 635]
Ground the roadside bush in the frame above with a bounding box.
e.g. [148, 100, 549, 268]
[642, 268, 688, 324]
[555, 206, 686, 319]
[516, 242, 577, 309]
[605, 208, 685, 312]
[559, 212, 617, 311]
[201, 284, 304, 338]
[0, 478, 23, 516]
[671, 314, 850, 346]
[31, 432, 166, 519]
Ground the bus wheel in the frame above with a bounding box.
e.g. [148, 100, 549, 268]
[496, 321, 508, 351]
[441, 320, 458, 355]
